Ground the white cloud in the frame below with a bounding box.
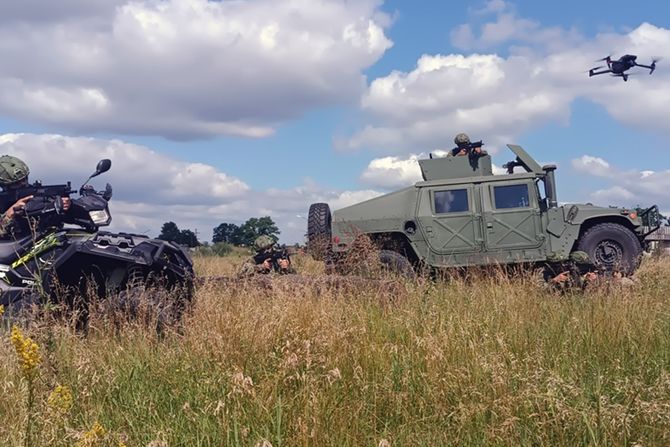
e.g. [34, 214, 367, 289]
[329, 190, 383, 210]
[451, 1, 582, 51]
[572, 154, 670, 211]
[0, 1, 125, 25]
[0, 0, 391, 139]
[569, 24, 670, 134]
[358, 152, 530, 190]
[591, 186, 635, 203]
[473, 0, 508, 15]
[0, 133, 249, 205]
[343, 19, 670, 155]
[571, 155, 613, 178]
[360, 154, 423, 189]
[341, 52, 570, 153]
[0, 133, 380, 243]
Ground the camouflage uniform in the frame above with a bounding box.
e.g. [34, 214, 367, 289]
[237, 235, 296, 278]
[535, 251, 595, 293]
[0, 212, 18, 239]
[0, 155, 30, 239]
[449, 133, 487, 157]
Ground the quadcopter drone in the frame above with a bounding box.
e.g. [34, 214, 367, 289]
[588, 54, 658, 81]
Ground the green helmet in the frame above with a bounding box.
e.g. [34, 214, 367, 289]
[569, 251, 592, 265]
[254, 235, 275, 251]
[0, 155, 29, 186]
[454, 133, 470, 146]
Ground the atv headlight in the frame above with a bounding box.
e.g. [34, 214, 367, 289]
[89, 209, 111, 225]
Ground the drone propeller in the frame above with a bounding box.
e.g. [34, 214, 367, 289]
[650, 58, 659, 74]
[596, 55, 611, 62]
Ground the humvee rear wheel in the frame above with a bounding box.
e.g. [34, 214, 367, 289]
[576, 223, 642, 275]
[378, 250, 416, 279]
[307, 203, 332, 261]
[337, 249, 415, 279]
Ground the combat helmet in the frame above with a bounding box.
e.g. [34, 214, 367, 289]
[0, 155, 29, 187]
[569, 251, 592, 265]
[454, 133, 470, 146]
[254, 235, 275, 251]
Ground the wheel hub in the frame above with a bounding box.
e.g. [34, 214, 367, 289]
[594, 239, 623, 267]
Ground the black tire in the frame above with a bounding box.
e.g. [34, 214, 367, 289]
[0, 293, 41, 327]
[307, 203, 332, 261]
[576, 223, 642, 275]
[378, 250, 416, 279]
[115, 266, 180, 333]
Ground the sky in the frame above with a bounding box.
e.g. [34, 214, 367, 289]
[0, 0, 669, 243]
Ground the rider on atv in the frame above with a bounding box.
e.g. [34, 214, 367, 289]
[0, 155, 71, 239]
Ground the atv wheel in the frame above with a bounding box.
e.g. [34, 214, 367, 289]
[0, 293, 41, 327]
[307, 203, 332, 261]
[576, 223, 642, 275]
[116, 266, 183, 333]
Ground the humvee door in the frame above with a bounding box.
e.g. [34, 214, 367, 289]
[481, 179, 547, 261]
[415, 184, 482, 257]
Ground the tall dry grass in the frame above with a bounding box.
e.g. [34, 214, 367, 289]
[0, 254, 669, 446]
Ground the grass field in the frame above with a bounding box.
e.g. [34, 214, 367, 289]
[1, 254, 669, 446]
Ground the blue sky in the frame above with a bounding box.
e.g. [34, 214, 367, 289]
[0, 0, 668, 242]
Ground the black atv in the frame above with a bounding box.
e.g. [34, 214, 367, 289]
[0, 159, 194, 323]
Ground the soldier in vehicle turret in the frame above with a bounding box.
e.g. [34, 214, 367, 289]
[0, 155, 71, 239]
[449, 133, 487, 157]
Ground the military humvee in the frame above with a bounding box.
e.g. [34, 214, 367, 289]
[307, 145, 661, 276]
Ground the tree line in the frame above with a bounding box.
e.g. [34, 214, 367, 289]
[157, 216, 281, 247]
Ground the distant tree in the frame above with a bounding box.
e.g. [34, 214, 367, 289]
[158, 221, 181, 243]
[158, 221, 199, 247]
[255, 216, 280, 237]
[178, 229, 200, 247]
[238, 216, 280, 246]
[211, 217, 280, 246]
[213, 222, 241, 244]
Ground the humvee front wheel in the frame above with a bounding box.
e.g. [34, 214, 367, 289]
[576, 223, 642, 275]
[307, 203, 332, 261]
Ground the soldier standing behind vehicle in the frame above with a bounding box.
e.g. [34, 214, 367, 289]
[237, 235, 295, 277]
[0, 155, 71, 239]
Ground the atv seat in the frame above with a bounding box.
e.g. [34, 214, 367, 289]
[0, 236, 32, 264]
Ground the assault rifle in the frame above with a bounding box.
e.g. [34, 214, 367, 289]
[544, 258, 607, 292]
[450, 140, 484, 157]
[253, 245, 292, 274]
[451, 140, 486, 169]
[0, 181, 73, 214]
